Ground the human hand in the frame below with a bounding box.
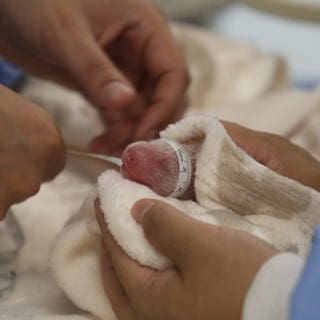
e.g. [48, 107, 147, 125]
[223, 122, 320, 193]
[0, 85, 65, 219]
[96, 199, 277, 320]
[0, 0, 189, 155]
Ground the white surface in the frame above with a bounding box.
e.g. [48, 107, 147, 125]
[211, 4, 320, 86]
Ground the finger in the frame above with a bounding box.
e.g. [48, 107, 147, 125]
[131, 199, 200, 269]
[170, 96, 188, 124]
[125, 95, 146, 120]
[100, 96, 145, 126]
[132, 79, 186, 141]
[61, 26, 136, 109]
[134, 69, 188, 140]
[222, 121, 272, 165]
[100, 109, 127, 125]
[89, 121, 135, 154]
[134, 29, 189, 140]
[100, 243, 139, 320]
[95, 199, 181, 315]
[0, 164, 44, 216]
[222, 121, 255, 149]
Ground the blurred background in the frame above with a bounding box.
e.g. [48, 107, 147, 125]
[153, 0, 320, 89]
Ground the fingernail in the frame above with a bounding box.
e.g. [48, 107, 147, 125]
[131, 200, 155, 223]
[102, 82, 135, 108]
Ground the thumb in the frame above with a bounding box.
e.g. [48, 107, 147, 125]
[131, 199, 199, 268]
[63, 29, 135, 109]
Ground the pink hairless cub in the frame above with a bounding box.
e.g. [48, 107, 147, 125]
[121, 139, 196, 200]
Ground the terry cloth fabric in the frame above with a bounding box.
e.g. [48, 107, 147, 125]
[51, 115, 320, 320]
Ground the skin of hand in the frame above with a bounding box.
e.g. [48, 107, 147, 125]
[223, 121, 320, 193]
[96, 199, 278, 320]
[0, 85, 65, 219]
[0, 0, 189, 155]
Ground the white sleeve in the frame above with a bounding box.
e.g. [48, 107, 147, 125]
[242, 253, 304, 320]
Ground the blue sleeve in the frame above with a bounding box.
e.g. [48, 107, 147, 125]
[290, 226, 320, 320]
[0, 60, 24, 90]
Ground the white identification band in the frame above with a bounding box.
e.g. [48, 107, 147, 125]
[161, 139, 192, 198]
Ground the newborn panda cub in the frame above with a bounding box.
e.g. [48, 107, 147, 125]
[121, 139, 196, 200]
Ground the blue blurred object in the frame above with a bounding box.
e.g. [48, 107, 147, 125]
[0, 60, 25, 91]
[290, 226, 320, 320]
